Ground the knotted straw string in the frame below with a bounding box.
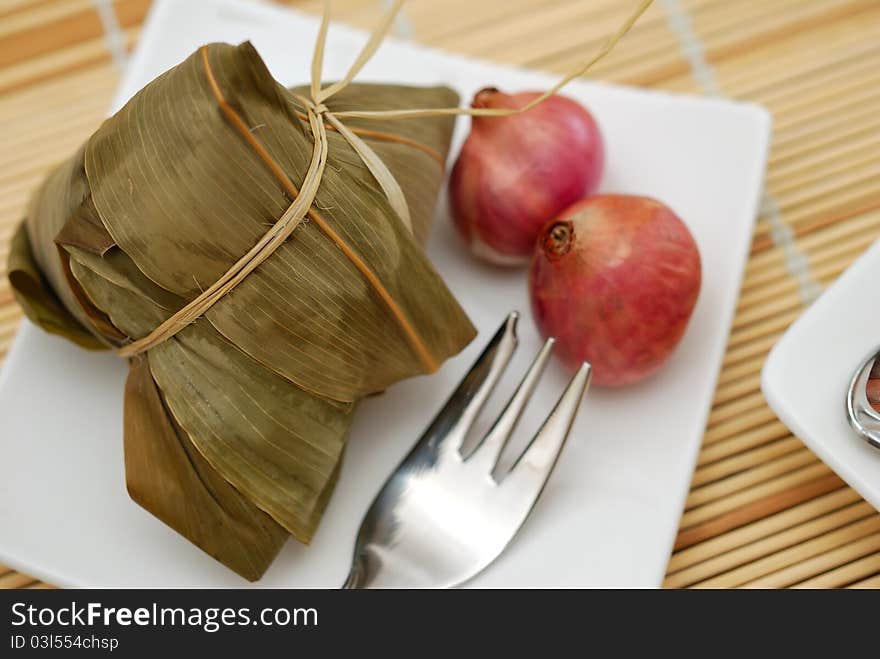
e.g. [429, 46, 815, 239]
[116, 0, 652, 360]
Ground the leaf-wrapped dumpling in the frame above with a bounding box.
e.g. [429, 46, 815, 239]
[9, 42, 475, 580]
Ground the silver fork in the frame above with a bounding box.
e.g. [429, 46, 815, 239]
[343, 311, 591, 588]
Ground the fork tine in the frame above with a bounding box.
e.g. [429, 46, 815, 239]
[465, 338, 555, 474]
[416, 312, 519, 457]
[501, 362, 591, 495]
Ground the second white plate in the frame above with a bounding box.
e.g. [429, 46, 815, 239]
[763, 239, 880, 515]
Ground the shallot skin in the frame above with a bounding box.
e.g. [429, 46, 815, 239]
[449, 89, 604, 265]
[529, 195, 702, 387]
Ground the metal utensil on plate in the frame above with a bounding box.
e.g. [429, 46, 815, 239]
[847, 347, 880, 450]
[343, 311, 591, 588]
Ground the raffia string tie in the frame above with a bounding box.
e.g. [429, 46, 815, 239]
[115, 0, 652, 360]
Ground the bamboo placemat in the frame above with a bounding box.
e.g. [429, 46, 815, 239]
[1, 0, 878, 590]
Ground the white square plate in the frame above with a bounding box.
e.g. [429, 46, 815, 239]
[762, 240, 880, 513]
[0, 0, 770, 587]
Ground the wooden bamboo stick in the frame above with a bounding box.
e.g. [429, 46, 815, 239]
[735, 255, 857, 320]
[0, 128, 98, 172]
[769, 152, 880, 208]
[716, 355, 765, 388]
[0, 315, 23, 341]
[804, 220, 880, 265]
[3, 218, 26, 241]
[551, 0, 872, 86]
[1, 194, 35, 219]
[785, 208, 879, 255]
[674, 473, 846, 551]
[0, 153, 56, 181]
[768, 103, 877, 160]
[0, 0, 145, 70]
[742, 259, 790, 285]
[738, 246, 866, 313]
[740, 236, 871, 295]
[762, 67, 880, 123]
[0, 219, 23, 241]
[770, 121, 880, 178]
[723, 328, 785, 369]
[1, 210, 29, 232]
[1, 199, 32, 221]
[692, 436, 803, 487]
[771, 86, 880, 137]
[773, 187, 880, 238]
[421, 0, 608, 45]
[698, 421, 792, 465]
[0, 283, 15, 305]
[697, 422, 793, 466]
[699, 12, 880, 96]
[0, 36, 125, 97]
[743, 249, 797, 283]
[737, 277, 800, 314]
[771, 122, 880, 180]
[681, 462, 834, 528]
[666, 501, 875, 588]
[712, 371, 762, 407]
[847, 573, 880, 588]
[736, 38, 880, 99]
[732, 294, 802, 332]
[695, 518, 880, 588]
[697, 515, 880, 588]
[0, 60, 116, 119]
[0, 571, 37, 589]
[0, 155, 69, 190]
[0, 285, 18, 306]
[686, 449, 818, 509]
[1, 84, 108, 135]
[767, 198, 880, 250]
[431, 0, 628, 55]
[707, 390, 767, 427]
[668, 487, 861, 573]
[703, 407, 780, 445]
[813, 252, 875, 284]
[793, 551, 880, 588]
[449, 0, 666, 67]
[762, 223, 877, 269]
[3, 108, 109, 153]
[3, 108, 105, 155]
[745, 42, 880, 106]
[0, 1, 95, 41]
[0, 304, 22, 324]
[0, 173, 48, 202]
[0, 117, 90, 165]
[508, 2, 672, 66]
[649, 0, 878, 88]
[778, 172, 880, 217]
[1, 0, 82, 18]
[576, 0, 795, 75]
[0, 303, 24, 324]
[771, 127, 880, 185]
[727, 309, 804, 349]
[0, 308, 19, 333]
[712, 46, 877, 104]
[741, 530, 880, 588]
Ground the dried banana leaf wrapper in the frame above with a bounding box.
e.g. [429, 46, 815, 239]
[8, 42, 475, 581]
